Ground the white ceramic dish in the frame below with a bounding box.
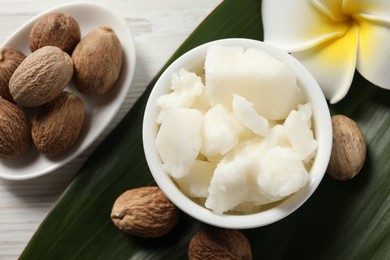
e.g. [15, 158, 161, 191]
[143, 38, 332, 229]
[0, 2, 136, 180]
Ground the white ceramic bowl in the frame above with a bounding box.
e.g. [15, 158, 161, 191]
[143, 38, 332, 229]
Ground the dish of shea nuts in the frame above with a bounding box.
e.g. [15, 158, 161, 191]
[0, 2, 136, 180]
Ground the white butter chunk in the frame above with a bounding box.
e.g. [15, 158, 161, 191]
[232, 94, 269, 136]
[205, 139, 276, 214]
[200, 104, 240, 157]
[258, 147, 309, 198]
[205, 46, 304, 120]
[156, 68, 203, 123]
[174, 160, 216, 198]
[155, 108, 203, 178]
[285, 103, 318, 162]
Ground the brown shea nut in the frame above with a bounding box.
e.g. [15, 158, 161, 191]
[29, 12, 81, 54]
[189, 226, 253, 260]
[111, 186, 180, 238]
[0, 47, 26, 101]
[32, 92, 84, 157]
[72, 25, 122, 95]
[327, 114, 366, 180]
[9, 46, 73, 107]
[0, 98, 30, 159]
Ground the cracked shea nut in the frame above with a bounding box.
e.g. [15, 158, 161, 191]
[32, 91, 84, 157]
[29, 12, 81, 54]
[327, 114, 366, 180]
[72, 25, 122, 95]
[9, 46, 73, 107]
[111, 186, 180, 238]
[189, 226, 252, 260]
[0, 47, 26, 101]
[0, 98, 30, 159]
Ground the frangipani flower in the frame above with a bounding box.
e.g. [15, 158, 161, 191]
[262, 0, 390, 103]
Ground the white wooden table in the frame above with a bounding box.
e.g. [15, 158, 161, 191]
[0, 0, 222, 258]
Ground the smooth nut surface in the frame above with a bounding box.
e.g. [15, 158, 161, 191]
[189, 226, 252, 260]
[32, 91, 84, 157]
[9, 46, 73, 107]
[72, 25, 122, 95]
[111, 186, 180, 238]
[0, 98, 30, 159]
[29, 12, 81, 54]
[327, 114, 366, 180]
[0, 47, 26, 101]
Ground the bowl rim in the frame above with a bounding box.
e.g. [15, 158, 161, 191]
[142, 38, 332, 229]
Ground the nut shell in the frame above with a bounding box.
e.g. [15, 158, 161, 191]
[111, 186, 180, 238]
[9, 46, 73, 107]
[32, 91, 84, 157]
[0, 98, 30, 159]
[0, 47, 26, 101]
[72, 25, 122, 95]
[327, 114, 366, 180]
[189, 226, 253, 260]
[29, 12, 81, 54]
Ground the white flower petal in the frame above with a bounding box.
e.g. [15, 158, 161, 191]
[292, 23, 359, 103]
[356, 17, 390, 90]
[262, 0, 350, 51]
[343, 0, 390, 23]
[312, 0, 348, 22]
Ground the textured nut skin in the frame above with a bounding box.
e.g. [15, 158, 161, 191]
[72, 25, 122, 95]
[32, 92, 84, 157]
[9, 46, 73, 107]
[0, 98, 30, 159]
[0, 47, 26, 101]
[189, 226, 253, 260]
[111, 186, 180, 238]
[29, 12, 81, 54]
[327, 115, 366, 180]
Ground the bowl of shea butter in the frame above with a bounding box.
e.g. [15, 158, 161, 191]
[143, 38, 332, 229]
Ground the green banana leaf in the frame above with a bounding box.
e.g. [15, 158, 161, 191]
[21, 0, 390, 259]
